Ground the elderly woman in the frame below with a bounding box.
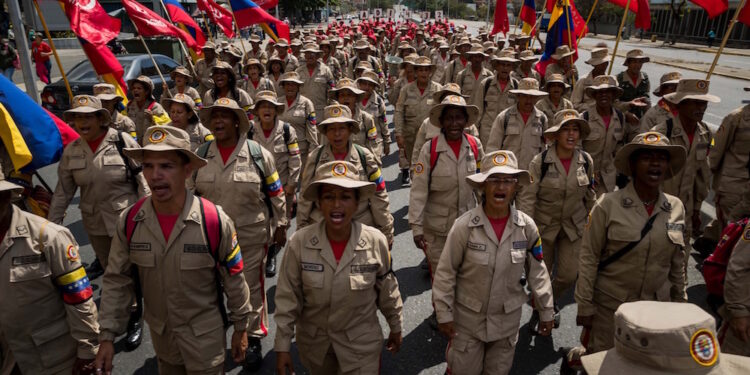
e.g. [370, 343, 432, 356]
[575, 132, 688, 355]
[278, 71, 318, 167]
[329, 78, 382, 159]
[432, 150, 554, 375]
[518, 109, 595, 328]
[161, 93, 213, 151]
[202, 61, 253, 113]
[48, 95, 148, 350]
[161, 66, 202, 107]
[191, 98, 287, 371]
[297, 104, 394, 247]
[274, 161, 403, 375]
[243, 58, 275, 100]
[266, 55, 286, 98]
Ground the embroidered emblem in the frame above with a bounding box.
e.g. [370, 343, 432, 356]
[66, 245, 79, 262]
[644, 133, 661, 144]
[149, 129, 167, 144]
[301, 262, 324, 272]
[414, 162, 424, 174]
[492, 152, 508, 166]
[690, 329, 718, 367]
[332, 162, 347, 176]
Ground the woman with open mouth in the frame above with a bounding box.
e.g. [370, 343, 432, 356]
[201, 61, 253, 114]
[432, 150, 555, 375]
[274, 160, 404, 375]
[160, 93, 213, 151]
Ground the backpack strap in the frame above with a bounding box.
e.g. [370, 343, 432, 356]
[583, 111, 589, 122]
[615, 109, 625, 128]
[598, 213, 659, 271]
[429, 135, 440, 171]
[666, 118, 674, 139]
[197, 140, 212, 159]
[500, 112, 510, 149]
[125, 197, 149, 245]
[353, 144, 369, 176]
[464, 134, 479, 171]
[114, 132, 142, 192]
[282, 122, 300, 155]
[247, 140, 279, 218]
[539, 149, 550, 182]
[198, 197, 222, 258]
[481, 78, 492, 115]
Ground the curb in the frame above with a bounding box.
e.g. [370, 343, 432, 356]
[583, 35, 750, 57]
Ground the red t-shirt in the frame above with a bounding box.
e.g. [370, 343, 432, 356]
[645, 202, 655, 216]
[498, 80, 508, 92]
[217, 143, 235, 164]
[31, 41, 51, 63]
[330, 238, 348, 263]
[628, 71, 639, 85]
[520, 111, 531, 124]
[446, 138, 462, 158]
[488, 215, 510, 243]
[459, 57, 467, 67]
[686, 127, 696, 146]
[156, 213, 180, 242]
[560, 157, 572, 174]
[473, 70, 481, 80]
[333, 152, 348, 160]
[263, 128, 273, 138]
[287, 98, 295, 107]
[362, 98, 369, 107]
[418, 87, 425, 96]
[87, 132, 107, 153]
[308, 67, 316, 77]
[602, 114, 612, 130]
[251, 80, 259, 89]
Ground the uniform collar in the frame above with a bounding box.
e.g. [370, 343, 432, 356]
[468, 205, 524, 246]
[6, 205, 30, 239]
[131, 192, 201, 224]
[621, 183, 671, 216]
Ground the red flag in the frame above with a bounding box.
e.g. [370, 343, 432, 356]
[740, 2, 750, 27]
[197, 0, 235, 38]
[253, 0, 278, 10]
[689, 0, 729, 19]
[58, 0, 121, 46]
[121, 0, 199, 50]
[607, 0, 638, 12]
[635, 0, 651, 30]
[491, 0, 510, 36]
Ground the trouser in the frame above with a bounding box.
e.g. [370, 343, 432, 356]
[301, 344, 380, 375]
[398, 127, 418, 170]
[587, 301, 618, 354]
[704, 191, 743, 242]
[540, 230, 580, 302]
[719, 320, 750, 356]
[423, 230, 448, 282]
[240, 237, 269, 338]
[446, 329, 518, 375]
[89, 235, 113, 269]
[151, 326, 225, 374]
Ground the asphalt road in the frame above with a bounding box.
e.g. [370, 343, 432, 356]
[29, 22, 750, 375]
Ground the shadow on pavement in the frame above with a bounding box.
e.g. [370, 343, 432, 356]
[513, 323, 561, 374]
[392, 206, 410, 237]
[394, 264, 431, 302]
[381, 320, 448, 374]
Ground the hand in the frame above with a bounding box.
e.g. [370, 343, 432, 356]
[162, 83, 169, 93]
[73, 357, 95, 375]
[384, 142, 391, 156]
[395, 134, 404, 149]
[413, 235, 426, 250]
[274, 225, 288, 248]
[625, 112, 640, 125]
[576, 315, 593, 329]
[730, 316, 750, 342]
[438, 321, 456, 339]
[143, 109, 156, 126]
[538, 320, 554, 336]
[630, 97, 650, 108]
[94, 340, 115, 375]
[276, 351, 295, 374]
[386, 331, 403, 354]
[231, 330, 248, 364]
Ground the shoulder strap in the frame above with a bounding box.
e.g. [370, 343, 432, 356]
[615, 109, 625, 127]
[147, 101, 156, 111]
[114, 132, 142, 191]
[482, 78, 492, 111]
[539, 149, 550, 182]
[464, 133, 479, 165]
[198, 197, 222, 259]
[429, 135, 440, 171]
[125, 197, 149, 246]
[666, 118, 674, 139]
[282, 122, 291, 145]
[500, 112, 510, 149]
[598, 213, 659, 271]
[197, 140, 212, 159]
[353, 143, 370, 176]
[246, 140, 274, 218]
[583, 111, 589, 122]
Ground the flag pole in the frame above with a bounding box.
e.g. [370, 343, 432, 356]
[157, 0, 198, 77]
[564, 0, 576, 86]
[32, 0, 73, 104]
[201, 11, 216, 44]
[577, 0, 599, 44]
[513, 3, 524, 34]
[529, 0, 550, 50]
[137, 34, 171, 98]
[707, 0, 746, 79]
[225, 1, 249, 57]
[608, 0, 632, 75]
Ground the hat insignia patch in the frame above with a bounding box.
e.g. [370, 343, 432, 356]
[149, 129, 167, 143]
[690, 329, 718, 367]
[332, 163, 347, 176]
[492, 153, 508, 166]
[644, 133, 661, 144]
[76, 96, 89, 106]
[329, 106, 343, 117]
[216, 98, 231, 105]
[696, 80, 708, 92]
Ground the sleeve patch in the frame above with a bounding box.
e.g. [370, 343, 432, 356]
[55, 267, 93, 305]
[369, 168, 385, 191]
[265, 171, 284, 197]
[529, 237, 543, 261]
[65, 244, 79, 262]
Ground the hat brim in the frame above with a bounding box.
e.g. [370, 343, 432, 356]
[161, 97, 199, 121]
[301, 48, 322, 54]
[124, 145, 207, 170]
[663, 92, 721, 104]
[623, 56, 650, 66]
[200, 105, 250, 134]
[552, 51, 575, 60]
[210, 66, 237, 79]
[519, 56, 540, 62]
[330, 86, 365, 97]
[318, 117, 360, 134]
[543, 80, 571, 90]
[429, 103, 480, 128]
[614, 142, 686, 178]
[544, 118, 591, 140]
[356, 77, 380, 86]
[653, 80, 680, 96]
[251, 98, 285, 114]
[466, 167, 532, 189]
[302, 178, 375, 201]
[279, 77, 304, 85]
[96, 93, 123, 102]
[586, 56, 612, 65]
[63, 106, 112, 124]
[510, 89, 548, 97]
[170, 70, 193, 82]
[0, 180, 24, 193]
[466, 51, 488, 57]
[243, 63, 265, 75]
[581, 348, 750, 375]
[585, 85, 625, 98]
[492, 57, 520, 63]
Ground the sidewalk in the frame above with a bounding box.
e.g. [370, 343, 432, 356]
[586, 33, 750, 57]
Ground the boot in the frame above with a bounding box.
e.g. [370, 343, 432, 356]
[553, 304, 561, 329]
[84, 258, 104, 280]
[124, 312, 142, 351]
[265, 245, 278, 278]
[401, 169, 411, 186]
[426, 312, 438, 330]
[244, 337, 263, 371]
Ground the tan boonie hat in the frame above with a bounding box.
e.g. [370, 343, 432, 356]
[551, 45, 575, 60]
[161, 93, 199, 122]
[353, 40, 371, 50]
[586, 47, 611, 66]
[275, 39, 290, 48]
[614, 132, 686, 178]
[585, 75, 624, 97]
[510, 78, 548, 97]
[127, 75, 155, 96]
[170, 66, 192, 82]
[412, 56, 435, 68]
[581, 301, 750, 375]
[432, 83, 465, 102]
[544, 109, 591, 139]
[267, 54, 284, 72]
[429, 95, 480, 128]
[398, 42, 416, 52]
[543, 73, 571, 90]
[251, 90, 284, 114]
[290, 39, 303, 47]
[466, 43, 488, 57]
[124, 125, 207, 169]
[200, 97, 251, 134]
[355, 61, 373, 72]
[210, 61, 237, 79]
[456, 37, 472, 47]
[222, 46, 242, 59]
[0, 169, 24, 194]
[653, 71, 683, 96]
[243, 58, 265, 75]
[664, 79, 720, 104]
[330, 78, 365, 98]
[302, 161, 375, 201]
[400, 54, 419, 69]
[623, 49, 650, 65]
[64, 95, 112, 124]
[356, 70, 380, 87]
[279, 71, 303, 85]
[201, 41, 217, 51]
[301, 43, 321, 54]
[249, 34, 261, 43]
[491, 49, 519, 64]
[518, 49, 538, 62]
[466, 150, 531, 188]
[318, 104, 359, 133]
[93, 83, 123, 102]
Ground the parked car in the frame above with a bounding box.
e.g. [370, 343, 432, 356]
[41, 54, 180, 116]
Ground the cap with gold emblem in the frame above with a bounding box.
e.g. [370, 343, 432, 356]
[614, 132, 686, 178]
[544, 109, 591, 139]
[63, 95, 112, 124]
[200, 97, 250, 134]
[466, 150, 531, 188]
[663, 79, 720, 104]
[318, 104, 359, 131]
[123, 125, 207, 169]
[429, 94, 479, 128]
[302, 161, 375, 201]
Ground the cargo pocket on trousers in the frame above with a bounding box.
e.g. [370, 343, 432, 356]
[31, 319, 77, 368]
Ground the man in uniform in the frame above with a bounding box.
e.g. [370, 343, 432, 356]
[126, 76, 170, 143]
[545, 45, 579, 94]
[431, 42, 451, 84]
[443, 37, 471, 85]
[571, 47, 610, 112]
[348, 40, 384, 82]
[320, 39, 343, 81]
[474, 50, 519, 145]
[639, 72, 682, 133]
[194, 42, 220, 96]
[720, 218, 750, 356]
[243, 34, 268, 66]
[0, 172, 100, 374]
[275, 39, 299, 73]
[455, 44, 492, 101]
[296, 43, 335, 119]
[616, 49, 652, 120]
[94, 83, 136, 138]
[95, 125, 252, 374]
[512, 50, 542, 83]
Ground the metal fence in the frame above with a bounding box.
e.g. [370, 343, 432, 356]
[649, 6, 750, 48]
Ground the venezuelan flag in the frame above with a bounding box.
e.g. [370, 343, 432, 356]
[230, 0, 290, 42]
[164, 0, 206, 60]
[55, 267, 94, 305]
[224, 233, 244, 275]
[0, 103, 32, 171]
[535, 0, 578, 76]
[369, 168, 385, 192]
[531, 236, 543, 261]
[307, 112, 317, 126]
[520, 0, 537, 34]
[265, 171, 283, 197]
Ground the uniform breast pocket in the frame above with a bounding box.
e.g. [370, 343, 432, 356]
[505, 125, 521, 136]
[577, 168, 590, 186]
[273, 141, 288, 154]
[10, 261, 52, 305]
[130, 251, 156, 268]
[466, 249, 489, 265]
[313, 76, 327, 83]
[233, 170, 263, 205]
[292, 109, 307, 119]
[510, 249, 526, 264]
[180, 251, 215, 270]
[301, 265, 324, 289]
[349, 271, 376, 290]
[531, 124, 543, 136]
[102, 152, 127, 180]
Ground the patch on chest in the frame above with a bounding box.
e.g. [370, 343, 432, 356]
[512, 241, 528, 249]
[301, 262, 324, 272]
[666, 223, 685, 232]
[12, 254, 46, 266]
[184, 244, 209, 253]
[130, 243, 151, 251]
[622, 198, 634, 207]
[467, 241, 486, 251]
[351, 264, 379, 273]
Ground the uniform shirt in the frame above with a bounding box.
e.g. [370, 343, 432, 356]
[194, 57, 219, 95]
[517, 147, 595, 242]
[244, 49, 269, 66]
[360, 93, 389, 151]
[487, 106, 549, 168]
[456, 65, 493, 102]
[411, 119, 479, 166]
[575, 183, 688, 316]
[279, 94, 318, 150]
[163, 86, 202, 107]
[296, 62, 335, 114]
[250, 119, 302, 190]
[709, 104, 750, 198]
[582, 107, 626, 193]
[536, 96, 575, 125]
[432, 205, 554, 342]
[98, 194, 252, 341]
[432, 53, 451, 84]
[297, 144, 394, 243]
[511, 67, 542, 83]
[638, 100, 673, 136]
[267, 73, 285, 99]
[273, 221, 403, 372]
[202, 88, 253, 112]
[282, 53, 300, 73]
[474, 75, 518, 145]
[443, 57, 469, 85]
[243, 76, 275, 101]
[0, 206, 99, 374]
[387, 74, 409, 107]
[409, 133, 484, 237]
[110, 111, 136, 138]
[347, 56, 383, 81]
[350, 107, 383, 161]
[49, 128, 148, 237]
[127, 100, 170, 143]
[394, 80, 442, 137]
[725, 221, 750, 319]
[616, 70, 651, 117]
[570, 70, 598, 112]
[322, 55, 343, 81]
[175, 121, 214, 152]
[545, 64, 578, 96]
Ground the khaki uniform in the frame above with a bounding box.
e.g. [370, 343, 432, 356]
[474, 76, 518, 145]
[570, 71, 598, 111]
[709, 105, 750, 222]
[411, 119, 479, 165]
[387, 75, 408, 106]
[651, 117, 710, 237]
[274, 221, 403, 374]
[517, 147, 595, 300]
[49, 128, 149, 268]
[616, 71, 651, 118]
[191, 136, 287, 338]
[582, 108, 625, 195]
[179, 122, 214, 152]
[322, 56, 343, 81]
[126, 100, 169, 143]
[194, 57, 219, 96]
[511, 68, 542, 83]
[296, 62, 335, 116]
[545, 64, 578, 97]
[0, 206, 99, 375]
[575, 183, 687, 353]
[347, 56, 383, 81]
[638, 100, 673, 135]
[297, 144, 394, 243]
[432, 53, 451, 84]
[243, 77, 275, 101]
[456, 65, 493, 102]
[163, 86, 202, 107]
[279, 94, 318, 167]
[244, 49, 268, 66]
[394, 80, 442, 169]
[443, 58, 470, 85]
[283, 54, 300, 73]
[202, 88, 253, 112]
[720, 221, 750, 356]
[110, 111, 136, 137]
[250, 119, 302, 191]
[267, 73, 285, 99]
[487, 106, 549, 168]
[536, 97, 574, 125]
[433, 206, 554, 375]
[333, 50, 349, 73]
[98, 194, 252, 372]
[410, 134, 483, 275]
[350, 108, 383, 161]
[359, 93, 390, 159]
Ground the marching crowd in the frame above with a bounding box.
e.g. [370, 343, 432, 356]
[3, 16, 750, 375]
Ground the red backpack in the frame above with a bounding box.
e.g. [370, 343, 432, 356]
[702, 217, 750, 297]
